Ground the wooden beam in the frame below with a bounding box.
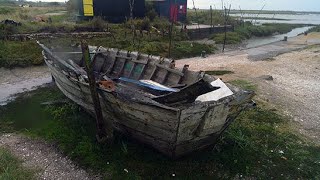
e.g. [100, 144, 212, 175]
[155, 63, 184, 76]
[81, 40, 113, 143]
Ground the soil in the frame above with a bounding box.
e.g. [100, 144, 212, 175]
[176, 32, 320, 144]
[0, 134, 101, 180]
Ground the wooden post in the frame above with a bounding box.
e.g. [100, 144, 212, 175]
[210, 5, 213, 33]
[168, 0, 177, 58]
[222, 5, 231, 53]
[81, 40, 113, 143]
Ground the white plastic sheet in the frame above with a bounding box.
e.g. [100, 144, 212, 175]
[196, 79, 234, 102]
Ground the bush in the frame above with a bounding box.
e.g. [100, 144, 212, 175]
[151, 17, 170, 30]
[234, 23, 304, 40]
[171, 41, 216, 58]
[90, 17, 107, 31]
[306, 26, 320, 33]
[211, 32, 243, 44]
[125, 18, 151, 31]
[0, 24, 19, 38]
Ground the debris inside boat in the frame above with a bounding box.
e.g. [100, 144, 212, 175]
[38, 41, 255, 158]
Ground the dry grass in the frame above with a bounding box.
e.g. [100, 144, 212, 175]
[0, 6, 66, 22]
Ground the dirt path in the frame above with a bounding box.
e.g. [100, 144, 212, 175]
[0, 133, 100, 180]
[177, 33, 320, 144]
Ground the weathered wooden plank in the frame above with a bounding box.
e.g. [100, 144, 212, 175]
[174, 133, 220, 157]
[148, 65, 158, 80]
[155, 63, 184, 76]
[54, 76, 177, 142]
[131, 59, 148, 65]
[49, 62, 179, 141]
[105, 51, 118, 74]
[114, 123, 175, 156]
[116, 59, 127, 77]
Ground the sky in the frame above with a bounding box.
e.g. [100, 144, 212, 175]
[30, 0, 320, 12]
[187, 0, 320, 11]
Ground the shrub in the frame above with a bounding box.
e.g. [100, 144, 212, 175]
[0, 24, 18, 38]
[307, 26, 320, 33]
[211, 32, 242, 44]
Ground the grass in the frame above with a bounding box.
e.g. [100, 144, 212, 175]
[211, 32, 243, 44]
[0, 6, 16, 15]
[307, 25, 320, 33]
[0, 35, 215, 68]
[187, 9, 237, 26]
[0, 86, 319, 179]
[0, 148, 37, 179]
[0, 41, 43, 68]
[211, 23, 306, 44]
[0, 6, 216, 68]
[39, 36, 216, 60]
[228, 79, 257, 91]
[205, 70, 234, 76]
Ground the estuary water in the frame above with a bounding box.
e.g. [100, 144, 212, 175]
[230, 12, 320, 48]
[230, 13, 320, 25]
[245, 26, 314, 48]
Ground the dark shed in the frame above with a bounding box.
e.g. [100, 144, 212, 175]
[153, 0, 187, 22]
[78, 0, 145, 23]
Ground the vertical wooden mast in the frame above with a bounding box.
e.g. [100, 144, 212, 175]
[81, 40, 113, 143]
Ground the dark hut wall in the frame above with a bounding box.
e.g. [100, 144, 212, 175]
[78, 0, 145, 23]
[154, 0, 187, 22]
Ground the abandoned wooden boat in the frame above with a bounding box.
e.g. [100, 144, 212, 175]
[38, 42, 254, 158]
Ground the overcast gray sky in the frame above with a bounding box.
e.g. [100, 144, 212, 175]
[187, 0, 320, 11]
[33, 0, 320, 12]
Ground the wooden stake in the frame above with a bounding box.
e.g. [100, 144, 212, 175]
[210, 5, 213, 33]
[222, 5, 231, 53]
[81, 40, 113, 143]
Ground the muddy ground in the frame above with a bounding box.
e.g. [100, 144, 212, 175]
[177, 32, 320, 144]
[0, 66, 51, 105]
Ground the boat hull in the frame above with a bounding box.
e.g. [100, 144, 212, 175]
[42, 49, 254, 158]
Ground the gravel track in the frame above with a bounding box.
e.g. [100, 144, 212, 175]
[0, 134, 101, 180]
[177, 33, 320, 144]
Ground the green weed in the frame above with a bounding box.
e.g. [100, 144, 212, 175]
[205, 70, 234, 76]
[0, 41, 43, 68]
[228, 79, 257, 91]
[0, 148, 37, 180]
[307, 25, 320, 33]
[211, 32, 243, 44]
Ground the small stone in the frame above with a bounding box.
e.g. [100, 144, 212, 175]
[258, 75, 274, 81]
